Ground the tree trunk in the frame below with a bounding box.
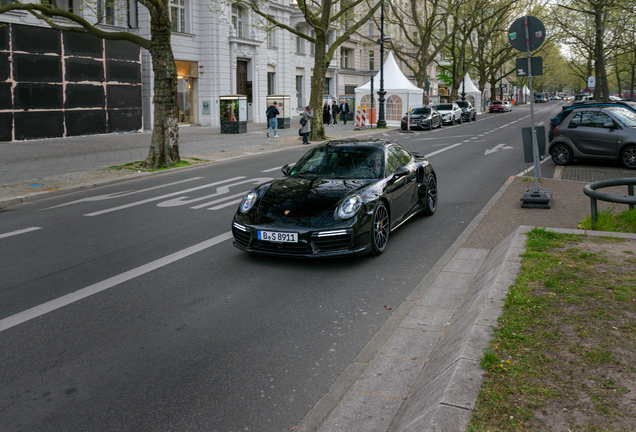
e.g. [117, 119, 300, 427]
[144, 11, 180, 169]
[594, 6, 609, 102]
[309, 34, 330, 142]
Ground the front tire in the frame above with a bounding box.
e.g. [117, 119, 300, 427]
[620, 145, 636, 169]
[422, 173, 437, 216]
[551, 144, 573, 165]
[370, 202, 390, 255]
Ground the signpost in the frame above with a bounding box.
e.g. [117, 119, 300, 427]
[509, 16, 552, 209]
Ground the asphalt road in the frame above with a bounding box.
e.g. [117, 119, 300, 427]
[0, 102, 563, 431]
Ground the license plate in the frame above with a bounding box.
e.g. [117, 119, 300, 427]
[258, 230, 298, 243]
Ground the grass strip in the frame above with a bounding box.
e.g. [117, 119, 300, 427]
[467, 228, 636, 432]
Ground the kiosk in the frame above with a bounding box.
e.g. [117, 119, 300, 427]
[220, 95, 247, 134]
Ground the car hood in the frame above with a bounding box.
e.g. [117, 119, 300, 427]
[436, 109, 454, 114]
[257, 176, 373, 219]
[403, 114, 432, 120]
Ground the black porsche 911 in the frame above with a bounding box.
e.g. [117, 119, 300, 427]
[231, 139, 437, 257]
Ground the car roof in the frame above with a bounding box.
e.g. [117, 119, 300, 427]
[564, 100, 636, 112]
[321, 139, 393, 149]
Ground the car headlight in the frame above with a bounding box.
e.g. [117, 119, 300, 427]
[239, 190, 258, 213]
[336, 194, 363, 220]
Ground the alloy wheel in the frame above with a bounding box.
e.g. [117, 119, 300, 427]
[552, 145, 572, 165]
[423, 174, 437, 215]
[621, 146, 636, 169]
[371, 203, 390, 254]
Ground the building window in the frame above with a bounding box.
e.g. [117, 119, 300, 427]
[369, 21, 374, 36]
[341, 48, 352, 69]
[341, 0, 352, 30]
[170, 0, 187, 33]
[268, 72, 275, 95]
[324, 77, 331, 95]
[267, 16, 277, 48]
[41, 0, 74, 12]
[97, 0, 116, 25]
[296, 27, 304, 54]
[369, 50, 374, 71]
[232, 4, 244, 38]
[296, 75, 303, 107]
[345, 85, 356, 95]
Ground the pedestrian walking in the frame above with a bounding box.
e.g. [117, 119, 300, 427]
[301, 106, 313, 144]
[323, 101, 331, 125]
[266, 101, 280, 138]
[339, 99, 350, 125]
[331, 100, 339, 126]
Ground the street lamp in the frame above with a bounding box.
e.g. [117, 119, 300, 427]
[376, 0, 390, 128]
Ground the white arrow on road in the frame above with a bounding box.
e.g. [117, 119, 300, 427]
[485, 143, 513, 155]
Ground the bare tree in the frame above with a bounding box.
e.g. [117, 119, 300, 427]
[233, 0, 383, 139]
[0, 0, 180, 169]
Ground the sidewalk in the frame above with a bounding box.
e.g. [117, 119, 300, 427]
[0, 121, 381, 202]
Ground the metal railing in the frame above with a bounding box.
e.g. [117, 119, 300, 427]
[583, 178, 636, 228]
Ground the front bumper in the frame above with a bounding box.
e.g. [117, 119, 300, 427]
[231, 218, 372, 258]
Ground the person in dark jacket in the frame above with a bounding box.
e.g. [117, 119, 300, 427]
[331, 101, 339, 126]
[266, 101, 280, 138]
[339, 99, 350, 124]
[323, 101, 331, 125]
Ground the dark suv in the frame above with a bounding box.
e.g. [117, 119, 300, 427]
[455, 101, 476, 122]
[549, 106, 636, 169]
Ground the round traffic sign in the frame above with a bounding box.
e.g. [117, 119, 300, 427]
[508, 16, 545, 53]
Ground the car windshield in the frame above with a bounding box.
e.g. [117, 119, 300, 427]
[291, 146, 385, 179]
[455, 102, 469, 108]
[436, 104, 452, 110]
[411, 108, 431, 115]
[607, 107, 636, 127]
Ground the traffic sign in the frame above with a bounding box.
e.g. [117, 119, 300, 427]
[588, 76, 596, 89]
[509, 16, 545, 53]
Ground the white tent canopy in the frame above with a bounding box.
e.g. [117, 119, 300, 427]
[457, 73, 483, 112]
[354, 52, 423, 125]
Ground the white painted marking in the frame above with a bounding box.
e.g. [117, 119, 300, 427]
[485, 143, 513, 155]
[425, 143, 463, 158]
[84, 177, 246, 216]
[0, 227, 42, 240]
[43, 177, 205, 210]
[0, 232, 233, 333]
[190, 191, 248, 209]
[157, 178, 272, 208]
[262, 166, 284, 173]
[209, 199, 244, 210]
[554, 165, 562, 180]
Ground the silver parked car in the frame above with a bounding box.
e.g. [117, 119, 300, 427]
[435, 102, 463, 125]
[549, 106, 636, 169]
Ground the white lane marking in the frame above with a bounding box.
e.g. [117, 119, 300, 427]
[209, 199, 244, 210]
[42, 177, 205, 210]
[484, 143, 513, 155]
[425, 143, 463, 158]
[0, 227, 42, 239]
[0, 232, 233, 333]
[157, 178, 272, 208]
[84, 177, 245, 216]
[262, 166, 284, 173]
[190, 191, 248, 209]
[516, 156, 552, 177]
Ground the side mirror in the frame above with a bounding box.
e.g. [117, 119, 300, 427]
[281, 164, 292, 176]
[392, 166, 410, 180]
[603, 122, 617, 129]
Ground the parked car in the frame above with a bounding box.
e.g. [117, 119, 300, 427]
[401, 107, 443, 130]
[503, 101, 512, 112]
[489, 100, 506, 113]
[455, 101, 477, 122]
[549, 106, 636, 169]
[232, 139, 438, 257]
[549, 100, 636, 142]
[435, 102, 463, 125]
